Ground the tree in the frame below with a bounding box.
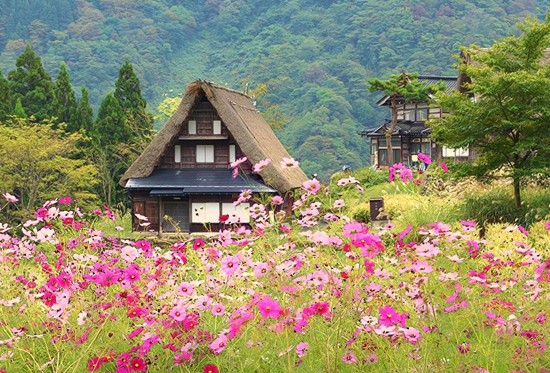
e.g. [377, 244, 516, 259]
[0, 117, 98, 220]
[368, 72, 437, 166]
[73, 86, 94, 134]
[52, 62, 78, 130]
[114, 59, 153, 141]
[7, 44, 55, 120]
[0, 71, 12, 120]
[430, 15, 550, 209]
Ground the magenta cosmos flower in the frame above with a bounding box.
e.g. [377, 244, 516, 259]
[257, 296, 282, 319]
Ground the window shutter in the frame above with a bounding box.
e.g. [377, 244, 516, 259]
[188, 120, 197, 135]
[213, 120, 222, 135]
[174, 145, 181, 163]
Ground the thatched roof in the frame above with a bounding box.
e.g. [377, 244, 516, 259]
[120, 80, 308, 193]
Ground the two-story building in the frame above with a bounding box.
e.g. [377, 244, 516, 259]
[361, 76, 476, 167]
[120, 80, 307, 233]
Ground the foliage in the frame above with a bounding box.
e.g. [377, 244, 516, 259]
[460, 185, 550, 228]
[0, 117, 98, 220]
[0, 177, 549, 372]
[368, 72, 442, 165]
[2, 1, 547, 177]
[431, 15, 550, 208]
[7, 44, 55, 121]
[52, 62, 77, 130]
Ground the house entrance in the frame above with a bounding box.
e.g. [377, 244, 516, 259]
[162, 201, 190, 232]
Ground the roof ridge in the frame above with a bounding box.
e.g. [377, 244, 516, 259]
[199, 80, 252, 99]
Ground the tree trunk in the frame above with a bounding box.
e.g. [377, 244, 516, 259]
[386, 95, 398, 166]
[513, 176, 521, 209]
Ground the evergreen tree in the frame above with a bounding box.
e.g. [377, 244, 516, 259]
[7, 45, 55, 121]
[13, 98, 27, 119]
[0, 71, 11, 120]
[52, 62, 77, 130]
[73, 86, 94, 135]
[114, 60, 153, 140]
[94, 93, 128, 147]
[369, 72, 439, 166]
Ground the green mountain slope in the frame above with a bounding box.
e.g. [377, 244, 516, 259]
[1, 0, 548, 179]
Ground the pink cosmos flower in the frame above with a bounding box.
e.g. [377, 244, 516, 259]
[296, 342, 309, 357]
[415, 242, 441, 257]
[211, 303, 226, 316]
[400, 167, 413, 182]
[280, 157, 300, 168]
[129, 357, 147, 371]
[254, 262, 269, 277]
[192, 238, 205, 250]
[257, 296, 282, 319]
[121, 246, 139, 262]
[209, 335, 228, 354]
[177, 282, 194, 296]
[271, 195, 284, 205]
[203, 364, 219, 373]
[417, 152, 432, 165]
[341, 351, 358, 364]
[2, 192, 18, 203]
[87, 356, 108, 371]
[440, 161, 449, 172]
[116, 353, 131, 369]
[221, 255, 241, 276]
[302, 179, 321, 195]
[535, 259, 550, 283]
[169, 305, 187, 322]
[230, 157, 248, 169]
[59, 196, 72, 205]
[253, 158, 271, 173]
[333, 199, 345, 208]
[379, 305, 400, 326]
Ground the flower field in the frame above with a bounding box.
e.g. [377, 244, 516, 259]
[0, 174, 549, 372]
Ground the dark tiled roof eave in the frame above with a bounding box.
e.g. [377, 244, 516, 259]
[126, 169, 277, 193]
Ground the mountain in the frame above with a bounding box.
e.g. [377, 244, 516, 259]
[0, 0, 548, 179]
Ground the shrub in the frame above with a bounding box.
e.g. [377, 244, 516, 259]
[460, 186, 550, 228]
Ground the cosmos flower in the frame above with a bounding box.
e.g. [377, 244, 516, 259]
[253, 158, 271, 173]
[257, 296, 282, 319]
[280, 157, 300, 168]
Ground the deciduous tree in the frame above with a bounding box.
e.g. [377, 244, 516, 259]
[430, 15, 550, 209]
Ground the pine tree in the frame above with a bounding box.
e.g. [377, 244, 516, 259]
[114, 60, 153, 140]
[7, 44, 55, 121]
[13, 98, 27, 119]
[52, 62, 77, 131]
[94, 93, 128, 147]
[0, 71, 11, 121]
[73, 86, 94, 135]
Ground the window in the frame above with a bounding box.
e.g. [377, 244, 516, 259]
[222, 203, 250, 223]
[196, 145, 214, 163]
[174, 145, 181, 163]
[191, 202, 220, 223]
[213, 120, 222, 135]
[229, 145, 236, 163]
[416, 109, 428, 121]
[442, 146, 469, 157]
[188, 120, 196, 135]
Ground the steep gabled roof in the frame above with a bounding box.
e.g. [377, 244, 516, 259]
[120, 80, 307, 193]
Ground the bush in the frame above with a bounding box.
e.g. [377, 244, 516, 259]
[460, 186, 550, 228]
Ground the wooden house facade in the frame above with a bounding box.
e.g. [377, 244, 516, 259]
[361, 76, 477, 167]
[120, 81, 308, 233]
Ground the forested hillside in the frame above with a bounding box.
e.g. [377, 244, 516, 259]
[0, 0, 548, 178]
